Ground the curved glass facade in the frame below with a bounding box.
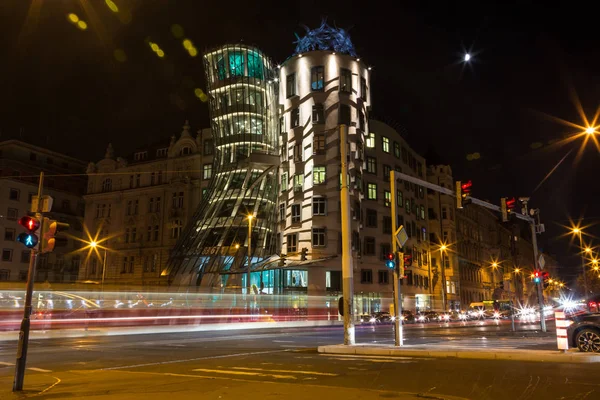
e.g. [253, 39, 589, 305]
[165, 44, 280, 289]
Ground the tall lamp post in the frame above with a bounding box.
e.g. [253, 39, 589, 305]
[439, 244, 447, 311]
[572, 228, 589, 297]
[90, 241, 107, 294]
[247, 214, 253, 295]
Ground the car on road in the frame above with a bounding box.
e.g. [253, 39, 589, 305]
[567, 296, 600, 352]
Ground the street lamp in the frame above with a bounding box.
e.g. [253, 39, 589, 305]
[571, 226, 590, 297]
[247, 214, 254, 295]
[586, 126, 596, 135]
[439, 244, 448, 310]
[89, 241, 107, 293]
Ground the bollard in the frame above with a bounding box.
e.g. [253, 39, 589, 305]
[555, 311, 569, 352]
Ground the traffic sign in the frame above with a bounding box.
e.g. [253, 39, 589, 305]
[394, 226, 408, 249]
[538, 254, 545, 269]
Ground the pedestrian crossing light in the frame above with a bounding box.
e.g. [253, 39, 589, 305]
[16, 216, 41, 249]
[385, 253, 395, 269]
[278, 254, 287, 267]
[533, 270, 541, 284]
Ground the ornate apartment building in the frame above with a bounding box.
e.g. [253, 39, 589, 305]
[79, 122, 213, 286]
[0, 140, 87, 283]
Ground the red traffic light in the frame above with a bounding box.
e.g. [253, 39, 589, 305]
[506, 198, 516, 210]
[461, 180, 472, 193]
[386, 253, 394, 261]
[18, 216, 40, 232]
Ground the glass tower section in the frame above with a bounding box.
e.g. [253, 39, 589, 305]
[164, 44, 280, 289]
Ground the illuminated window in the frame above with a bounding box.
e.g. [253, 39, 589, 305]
[366, 132, 375, 148]
[281, 172, 288, 191]
[229, 51, 244, 77]
[286, 73, 296, 97]
[384, 190, 391, 207]
[367, 183, 377, 200]
[216, 55, 227, 80]
[340, 68, 352, 92]
[247, 51, 263, 79]
[382, 137, 390, 153]
[313, 166, 326, 185]
[293, 174, 304, 190]
[311, 66, 324, 91]
[203, 164, 212, 180]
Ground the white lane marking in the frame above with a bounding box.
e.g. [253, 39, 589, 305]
[101, 349, 291, 371]
[280, 345, 310, 348]
[231, 367, 338, 376]
[27, 367, 53, 372]
[320, 354, 430, 361]
[273, 340, 295, 343]
[0, 361, 15, 366]
[192, 368, 296, 380]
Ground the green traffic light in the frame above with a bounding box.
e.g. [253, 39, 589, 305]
[16, 233, 38, 248]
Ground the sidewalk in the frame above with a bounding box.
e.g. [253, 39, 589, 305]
[318, 343, 600, 364]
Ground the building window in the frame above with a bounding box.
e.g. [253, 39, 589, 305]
[291, 107, 300, 128]
[382, 137, 390, 153]
[156, 148, 168, 157]
[313, 166, 326, 185]
[2, 249, 13, 262]
[397, 190, 403, 208]
[311, 66, 324, 91]
[102, 178, 112, 192]
[21, 251, 30, 263]
[383, 165, 391, 180]
[420, 205, 425, 220]
[313, 133, 325, 154]
[153, 225, 160, 241]
[442, 207, 448, 219]
[281, 172, 288, 192]
[394, 142, 401, 158]
[366, 209, 377, 228]
[444, 254, 450, 269]
[203, 164, 213, 180]
[312, 227, 326, 247]
[360, 269, 373, 283]
[360, 77, 367, 100]
[203, 140, 213, 155]
[380, 243, 391, 260]
[384, 190, 391, 207]
[366, 132, 375, 148]
[134, 151, 148, 161]
[378, 270, 389, 284]
[366, 157, 377, 174]
[358, 110, 365, 131]
[293, 142, 302, 162]
[293, 174, 304, 192]
[4, 228, 15, 241]
[367, 183, 377, 200]
[291, 204, 301, 224]
[339, 104, 351, 125]
[279, 203, 286, 222]
[312, 104, 324, 124]
[286, 73, 296, 97]
[286, 233, 298, 253]
[9, 189, 19, 201]
[364, 237, 376, 255]
[382, 216, 391, 234]
[171, 220, 182, 239]
[313, 197, 327, 215]
[340, 68, 352, 92]
[172, 192, 184, 209]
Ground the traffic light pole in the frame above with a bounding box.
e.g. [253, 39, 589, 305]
[339, 124, 355, 345]
[13, 172, 43, 392]
[390, 171, 403, 346]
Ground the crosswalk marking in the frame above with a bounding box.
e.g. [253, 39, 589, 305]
[0, 361, 14, 366]
[231, 367, 337, 376]
[192, 368, 297, 380]
[27, 367, 52, 372]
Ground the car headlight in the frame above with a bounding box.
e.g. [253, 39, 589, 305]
[369, 317, 376, 323]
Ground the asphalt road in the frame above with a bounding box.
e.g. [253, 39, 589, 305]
[1, 323, 595, 400]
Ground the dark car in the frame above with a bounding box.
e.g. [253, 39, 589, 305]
[567, 296, 600, 352]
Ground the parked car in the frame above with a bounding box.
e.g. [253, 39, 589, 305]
[567, 295, 600, 353]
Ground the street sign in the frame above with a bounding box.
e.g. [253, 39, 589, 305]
[538, 254, 545, 269]
[395, 226, 408, 249]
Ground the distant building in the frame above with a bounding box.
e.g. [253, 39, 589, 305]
[0, 140, 87, 283]
[79, 122, 213, 286]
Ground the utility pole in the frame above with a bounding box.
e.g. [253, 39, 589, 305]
[390, 170, 403, 346]
[247, 215, 253, 295]
[521, 198, 546, 333]
[578, 232, 589, 297]
[339, 124, 355, 345]
[13, 173, 43, 392]
[436, 177, 447, 311]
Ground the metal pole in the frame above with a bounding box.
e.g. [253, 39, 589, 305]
[436, 177, 447, 312]
[340, 124, 355, 345]
[579, 233, 589, 298]
[523, 200, 546, 332]
[440, 249, 447, 311]
[390, 170, 403, 346]
[13, 172, 43, 392]
[247, 216, 252, 295]
[101, 249, 107, 296]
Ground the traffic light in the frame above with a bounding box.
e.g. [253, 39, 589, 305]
[532, 270, 541, 284]
[398, 252, 405, 278]
[385, 253, 395, 269]
[403, 254, 413, 268]
[16, 216, 41, 249]
[278, 254, 287, 267]
[40, 218, 70, 253]
[300, 247, 308, 261]
[455, 180, 473, 209]
[500, 197, 517, 223]
[542, 272, 550, 289]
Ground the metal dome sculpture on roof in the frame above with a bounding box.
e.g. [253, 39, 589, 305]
[294, 21, 357, 57]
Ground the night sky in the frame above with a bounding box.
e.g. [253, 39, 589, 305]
[1, 1, 599, 283]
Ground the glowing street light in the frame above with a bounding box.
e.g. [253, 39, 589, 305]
[440, 244, 447, 252]
[514, 268, 521, 274]
[586, 126, 596, 135]
[464, 53, 471, 62]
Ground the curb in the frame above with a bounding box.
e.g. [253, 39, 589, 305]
[317, 344, 600, 364]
